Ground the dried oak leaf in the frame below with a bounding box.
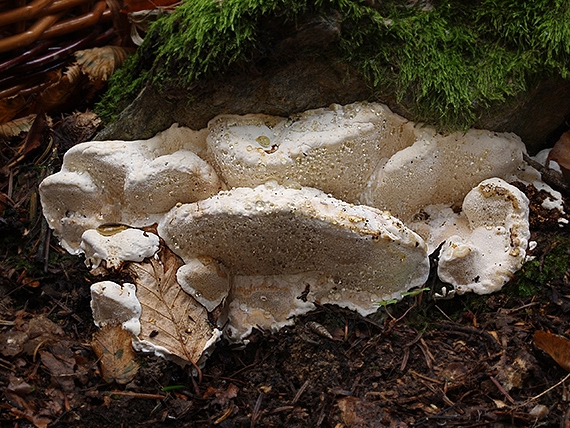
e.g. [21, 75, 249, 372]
[36, 66, 81, 112]
[534, 330, 570, 372]
[128, 247, 215, 366]
[92, 323, 140, 384]
[75, 46, 132, 82]
[0, 114, 35, 139]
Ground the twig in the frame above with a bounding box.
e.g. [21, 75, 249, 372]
[523, 153, 570, 195]
[434, 304, 452, 321]
[438, 322, 501, 352]
[498, 301, 540, 315]
[48, 295, 83, 323]
[409, 369, 442, 385]
[103, 390, 166, 400]
[527, 372, 570, 403]
[292, 380, 310, 404]
[489, 376, 515, 404]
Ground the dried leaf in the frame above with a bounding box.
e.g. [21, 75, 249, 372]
[92, 324, 140, 384]
[0, 330, 28, 356]
[128, 247, 214, 365]
[7, 375, 35, 396]
[0, 114, 35, 139]
[337, 396, 404, 428]
[75, 46, 132, 82]
[8, 404, 51, 428]
[18, 113, 47, 157]
[40, 350, 77, 392]
[534, 330, 570, 372]
[36, 66, 81, 111]
[211, 383, 240, 407]
[0, 94, 26, 124]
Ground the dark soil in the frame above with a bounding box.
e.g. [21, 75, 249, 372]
[2, 113, 570, 428]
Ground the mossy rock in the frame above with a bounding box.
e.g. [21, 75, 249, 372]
[96, 0, 570, 152]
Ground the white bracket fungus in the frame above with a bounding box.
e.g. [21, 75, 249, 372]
[39, 101, 541, 363]
[39, 124, 223, 253]
[437, 178, 530, 294]
[91, 281, 141, 335]
[207, 103, 416, 203]
[81, 227, 160, 269]
[158, 182, 430, 341]
[361, 130, 526, 222]
[176, 257, 230, 312]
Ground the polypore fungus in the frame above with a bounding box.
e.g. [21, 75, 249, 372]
[437, 178, 530, 294]
[206, 103, 416, 203]
[91, 281, 141, 335]
[81, 227, 160, 269]
[176, 257, 230, 312]
[361, 130, 525, 222]
[158, 182, 430, 318]
[39, 124, 222, 253]
[39, 101, 541, 362]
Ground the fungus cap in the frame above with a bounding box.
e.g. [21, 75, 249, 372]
[362, 130, 526, 222]
[158, 182, 430, 317]
[437, 178, 530, 294]
[90, 281, 141, 335]
[81, 228, 160, 269]
[39, 124, 223, 253]
[225, 273, 320, 342]
[206, 102, 416, 202]
[176, 257, 230, 312]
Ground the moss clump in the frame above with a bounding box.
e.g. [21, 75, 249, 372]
[509, 237, 570, 297]
[97, 0, 570, 130]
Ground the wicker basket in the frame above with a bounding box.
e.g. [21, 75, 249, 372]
[0, 0, 113, 107]
[0, 0, 111, 54]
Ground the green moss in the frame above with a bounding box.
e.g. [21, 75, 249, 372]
[509, 237, 570, 297]
[97, 0, 570, 129]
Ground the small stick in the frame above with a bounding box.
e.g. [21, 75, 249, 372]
[103, 391, 166, 400]
[489, 376, 515, 404]
[409, 369, 443, 385]
[527, 372, 570, 403]
[291, 380, 310, 404]
[523, 153, 570, 194]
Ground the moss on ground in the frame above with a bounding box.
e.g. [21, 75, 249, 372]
[98, 0, 570, 130]
[508, 236, 570, 298]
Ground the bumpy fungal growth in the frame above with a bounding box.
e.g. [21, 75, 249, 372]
[39, 101, 543, 358]
[437, 178, 530, 294]
[158, 182, 430, 317]
[39, 124, 223, 253]
[207, 103, 416, 203]
[225, 273, 319, 342]
[81, 228, 160, 269]
[91, 281, 142, 335]
[362, 130, 526, 222]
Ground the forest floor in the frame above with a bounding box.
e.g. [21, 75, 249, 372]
[1, 111, 570, 428]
